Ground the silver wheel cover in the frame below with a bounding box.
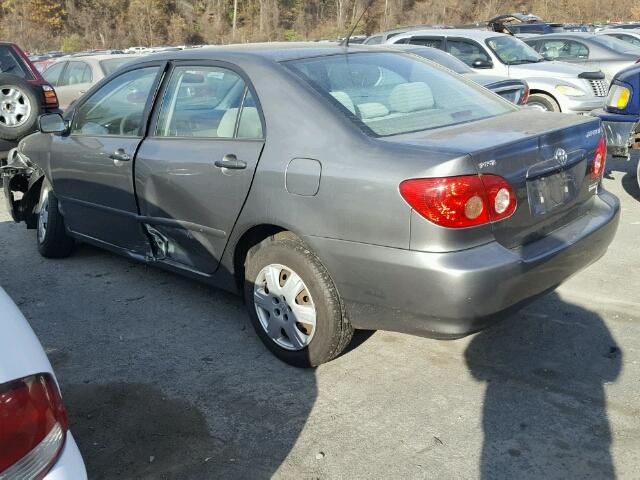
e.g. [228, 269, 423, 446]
[0, 86, 32, 128]
[253, 263, 317, 351]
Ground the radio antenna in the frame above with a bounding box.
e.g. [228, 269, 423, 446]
[340, 0, 376, 47]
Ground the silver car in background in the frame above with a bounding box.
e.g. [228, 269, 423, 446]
[524, 33, 640, 82]
[42, 54, 139, 109]
[597, 29, 640, 48]
[386, 44, 529, 105]
[386, 29, 608, 113]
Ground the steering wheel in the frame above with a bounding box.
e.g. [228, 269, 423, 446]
[119, 112, 141, 136]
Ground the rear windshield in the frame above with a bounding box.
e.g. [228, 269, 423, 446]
[100, 58, 132, 76]
[285, 52, 514, 137]
[0, 45, 30, 78]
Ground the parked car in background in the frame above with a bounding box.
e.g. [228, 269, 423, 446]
[524, 33, 640, 81]
[386, 29, 608, 113]
[124, 46, 151, 54]
[43, 54, 138, 109]
[598, 29, 640, 48]
[0, 287, 87, 479]
[0, 42, 60, 144]
[387, 44, 529, 105]
[3, 44, 619, 367]
[593, 63, 640, 188]
[32, 58, 58, 73]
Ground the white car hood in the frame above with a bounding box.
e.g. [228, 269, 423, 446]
[0, 287, 54, 384]
[509, 60, 599, 79]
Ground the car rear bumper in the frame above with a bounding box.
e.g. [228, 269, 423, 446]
[305, 190, 620, 338]
[43, 432, 87, 480]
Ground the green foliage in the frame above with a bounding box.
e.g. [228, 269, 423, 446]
[61, 33, 84, 52]
[284, 29, 298, 41]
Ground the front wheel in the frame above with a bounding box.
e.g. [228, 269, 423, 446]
[244, 233, 353, 367]
[36, 183, 74, 258]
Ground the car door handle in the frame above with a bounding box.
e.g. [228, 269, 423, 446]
[109, 149, 131, 162]
[214, 154, 246, 170]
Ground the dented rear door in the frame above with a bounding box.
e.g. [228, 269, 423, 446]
[134, 63, 265, 274]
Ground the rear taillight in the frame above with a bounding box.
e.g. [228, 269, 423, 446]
[520, 82, 530, 105]
[0, 373, 68, 479]
[591, 136, 607, 180]
[399, 174, 517, 228]
[41, 85, 59, 108]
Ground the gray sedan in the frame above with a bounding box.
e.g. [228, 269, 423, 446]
[524, 33, 640, 81]
[2, 44, 619, 367]
[386, 45, 528, 104]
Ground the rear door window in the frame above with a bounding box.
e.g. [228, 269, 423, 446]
[0, 45, 30, 78]
[155, 65, 263, 139]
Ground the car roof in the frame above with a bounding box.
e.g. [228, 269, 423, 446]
[390, 29, 506, 40]
[137, 42, 391, 64]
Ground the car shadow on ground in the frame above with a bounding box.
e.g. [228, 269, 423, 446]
[0, 227, 319, 480]
[465, 292, 621, 479]
[608, 154, 639, 200]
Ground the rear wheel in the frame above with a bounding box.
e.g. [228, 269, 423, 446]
[0, 74, 42, 141]
[36, 182, 74, 258]
[527, 93, 561, 112]
[244, 233, 353, 367]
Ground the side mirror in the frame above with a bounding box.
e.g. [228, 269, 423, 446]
[39, 113, 67, 134]
[472, 59, 493, 69]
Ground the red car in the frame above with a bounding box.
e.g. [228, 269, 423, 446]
[0, 42, 60, 147]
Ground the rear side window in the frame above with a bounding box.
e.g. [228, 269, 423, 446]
[72, 66, 159, 136]
[0, 45, 29, 78]
[286, 52, 513, 137]
[42, 61, 65, 86]
[155, 66, 263, 139]
[408, 37, 444, 49]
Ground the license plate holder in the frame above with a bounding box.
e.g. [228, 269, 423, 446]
[527, 162, 583, 216]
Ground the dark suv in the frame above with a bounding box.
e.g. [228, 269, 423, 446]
[0, 42, 60, 151]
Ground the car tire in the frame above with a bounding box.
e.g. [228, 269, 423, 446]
[0, 74, 43, 141]
[244, 232, 353, 367]
[36, 182, 74, 258]
[527, 93, 561, 112]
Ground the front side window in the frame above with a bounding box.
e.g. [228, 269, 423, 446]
[71, 66, 159, 136]
[613, 34, 640, 47]
[61, 61, 92, 86]
[446, 39, 491, 66]
[537, 40, 588, 60]
[286, 52, 514, 137]
[486, 35, 543, 65]
[156, 66, 262, 139]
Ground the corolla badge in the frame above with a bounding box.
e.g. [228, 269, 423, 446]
[554, 148, 568, 166]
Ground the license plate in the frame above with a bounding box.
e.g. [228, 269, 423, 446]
[527, 162, 583, 216]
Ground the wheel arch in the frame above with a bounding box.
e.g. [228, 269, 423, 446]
[527, 89, 562, 111]
[232, 223, 291, 290]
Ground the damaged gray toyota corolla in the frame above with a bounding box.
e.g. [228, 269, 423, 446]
[1, 44, 620, 367]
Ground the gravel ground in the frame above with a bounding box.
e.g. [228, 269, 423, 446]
[1, 156, 639, 479]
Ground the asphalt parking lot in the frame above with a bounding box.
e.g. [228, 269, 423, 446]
[1, 155, 639, 480]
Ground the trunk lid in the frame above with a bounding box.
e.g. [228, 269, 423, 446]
[382, 110, 603, 248]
